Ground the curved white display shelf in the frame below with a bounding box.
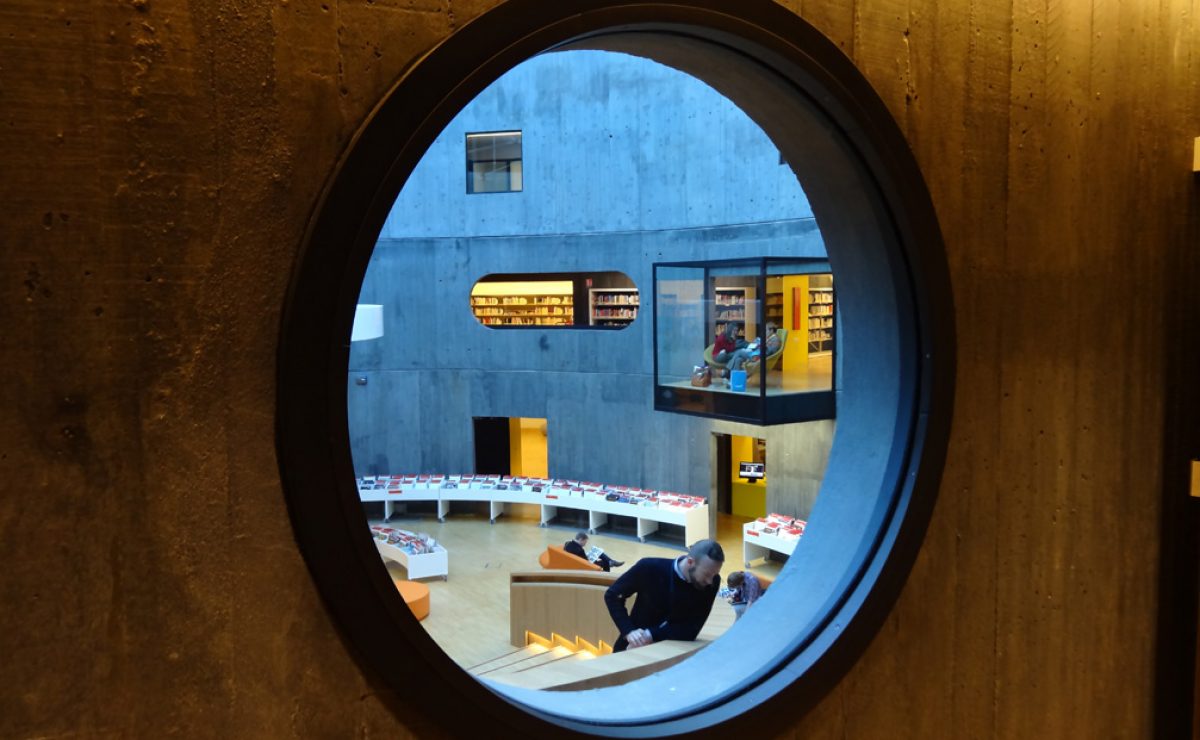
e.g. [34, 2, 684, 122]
[742, 515, 805, 566]
[358, 474, 710, 544]
[369, 525, 449, 580]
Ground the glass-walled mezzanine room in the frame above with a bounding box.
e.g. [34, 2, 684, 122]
[654, 257, 836, 425]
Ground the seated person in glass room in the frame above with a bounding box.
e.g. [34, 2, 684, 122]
[564, 531, 624, 571]
[712, 323, 746, 373]
[604, 539, 724, 652]
[725, 322, 781, 373]
[726, 570, 764, 620]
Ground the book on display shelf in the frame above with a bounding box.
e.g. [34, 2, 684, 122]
[749, 513, 807, 540]
[357, 473, 709, 515]
[370, 524, 439, 555]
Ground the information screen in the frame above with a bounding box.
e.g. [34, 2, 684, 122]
[739, 461, 765, 480]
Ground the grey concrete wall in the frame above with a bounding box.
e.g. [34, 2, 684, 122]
[355, 49, 835, 512]
[349, 219, 832, 510]
[380, 50, 814, 239]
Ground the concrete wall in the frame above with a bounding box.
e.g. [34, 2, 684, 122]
[356, 51, 831, 510]
[2, 0, 1197, 738]
[380, 50, 814, 238]
[350, 221, 830, 509]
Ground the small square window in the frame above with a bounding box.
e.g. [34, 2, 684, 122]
[466, 131, 522, 193]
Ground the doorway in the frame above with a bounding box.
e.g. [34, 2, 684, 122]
[508, 417, 549, 477]
[731, 434, 767, 519]
[472, 417, 511, 475]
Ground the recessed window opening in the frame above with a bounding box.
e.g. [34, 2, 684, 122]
[278, 4, 952, 737]
[468, 271, 639, 329]
[467, 130, 523, 193]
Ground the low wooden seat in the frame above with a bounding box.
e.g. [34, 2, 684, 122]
[396, 579, 430, 621]
[538, 544, 601, 571]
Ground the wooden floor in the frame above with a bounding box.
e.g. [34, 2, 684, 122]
[370, 507, 784, 669]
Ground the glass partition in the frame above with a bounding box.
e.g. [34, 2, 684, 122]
[654, 258, 836, 424]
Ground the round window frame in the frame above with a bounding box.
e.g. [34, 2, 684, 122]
[276, 1, 955, 737]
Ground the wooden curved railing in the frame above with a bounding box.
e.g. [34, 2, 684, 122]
[500, 570, 735, 691]
[509, 570, 618, 648]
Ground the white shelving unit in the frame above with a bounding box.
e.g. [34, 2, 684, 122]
[358, 476, 710, 544]
[742, 521, 800, 566]
[374, 538, 449, 580]
[588, 287, 639, 326]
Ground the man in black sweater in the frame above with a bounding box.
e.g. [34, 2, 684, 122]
[603, 539, 724, 652]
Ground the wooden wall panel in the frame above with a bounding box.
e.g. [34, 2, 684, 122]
[0, 0, 1196, 737]
[786, 0, 1195, 737]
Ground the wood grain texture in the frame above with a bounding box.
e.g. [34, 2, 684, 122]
[785, 0, 1195, 737]
[0, 0, 1196, 737]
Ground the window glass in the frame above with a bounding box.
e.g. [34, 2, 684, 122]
[468, 272, 638, 329]
[467, 131, 523, 193]
[653, 258, 835, 424]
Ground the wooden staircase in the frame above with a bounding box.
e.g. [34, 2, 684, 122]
[478, 638, 709, 691]
[471, 582, 737, 691]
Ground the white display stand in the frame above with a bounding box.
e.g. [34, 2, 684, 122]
[358, 476, 710, 544]
[374, 538, 449, 581]
[541, 494, 709, 545]
[742, 521, 799, 566]
[358, 484, 439, 521]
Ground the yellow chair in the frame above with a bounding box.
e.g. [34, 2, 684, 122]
[703, 328, 788, 377]
[744, 328, 788, 377]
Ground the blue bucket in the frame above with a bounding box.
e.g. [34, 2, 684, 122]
[730, 369, 747, 392]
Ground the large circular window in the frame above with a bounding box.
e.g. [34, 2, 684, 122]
[277, 1, 954, 736]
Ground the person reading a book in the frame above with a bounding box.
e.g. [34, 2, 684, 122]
[712, 323, 745, 369]
[564, 532, 623, 571]
[725, 322, 781, 372]
[603, 539, 724, 652]
[726, 570, 764, 620]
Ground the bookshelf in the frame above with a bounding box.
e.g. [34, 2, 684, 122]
[714, 287, 756, 340]
[588, 288, 639, 326]
[807, 286, 834, 354]
[470, 294, 573, 326]
[765, 290, 783, 326]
